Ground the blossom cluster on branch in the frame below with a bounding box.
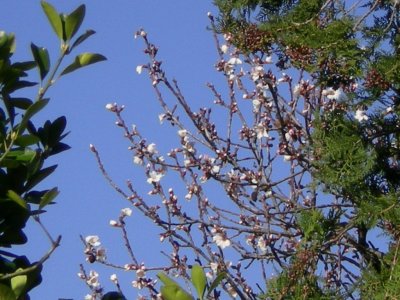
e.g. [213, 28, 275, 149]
[80, 1, 400, 299]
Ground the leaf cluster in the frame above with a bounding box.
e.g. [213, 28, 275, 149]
[157, 265, 226, 300]
[0, 1, 105, 298]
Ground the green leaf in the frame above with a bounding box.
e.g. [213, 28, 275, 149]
[41, 1, 64, 41]
[160, 285, 194, 300]
[15, 134, 40, 147]
[25, 190, 47, 205]
[49, 116, 67, 146]
[0, 284, 16, 300]
[25, 164, 57, 191]
[207, 272, 226, 296]
[31, 43, 50, 80]
[70, 29, 96, 51]
[191, 265, 207, 299]
[60, 53, 106, 76]
[18, 99, 50, 133]
[12, 61, 37, 72]
[39, 187, 59, 209]
[65, 4, 86, 41]
[157, 272, 180, 287]
[11, 149, 37, 163]
[11, 272, 28, 298]
[7, 190, 28, 209]
[11, 98, 33, 110]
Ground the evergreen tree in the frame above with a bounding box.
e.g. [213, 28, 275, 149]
[213, 0, 400, 298]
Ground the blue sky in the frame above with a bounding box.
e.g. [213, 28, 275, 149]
[2, 1, 220, 298]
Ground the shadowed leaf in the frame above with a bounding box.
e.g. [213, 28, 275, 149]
[31, 43, 50, 80]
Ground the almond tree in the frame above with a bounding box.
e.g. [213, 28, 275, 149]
[81, 1, 400, 299]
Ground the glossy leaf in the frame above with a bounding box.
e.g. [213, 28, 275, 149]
[5, 80, 37, 93]
[2, 92, 15, 126]
[70, 29, 95, 51]
[15, 149, 37, 162]
[60, 53, 106, 76]
[11, 272, 27, 298]
[191, 265, 207, 299]
[49, 116, 67, 146]
[12, 61, 37, 72]
[39, 187, 59, 209]
[207, 272, 226, 296]
[15, 134, 40, 147]
[0, 229, 28, 246]
[48, 142, 71, 156]
[31, 43, 50, 80]
[160, 285, 194, 300]
[19, 98, 50, 133]
[25, 190, 47, 205]
[25, 164, 57, 191]
[65, 4, 85, 41]
[157, 272, 180, 287]
[7, 190, 28, 209]
[0, 284, 16, 300]
[11, 98, 33, 110]
[41, 1, 64, 41]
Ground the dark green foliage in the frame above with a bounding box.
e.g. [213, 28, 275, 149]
[214, 0, 400, 298]
[0, 2, 104, 298]
[312, 111, 376, 199]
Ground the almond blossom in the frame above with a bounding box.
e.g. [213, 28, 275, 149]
[147, 171, 164, 184]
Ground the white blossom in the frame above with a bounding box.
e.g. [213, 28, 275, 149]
[158, 113, 166, 123]
[85, 235, 101, 247]
[121, 207, 132, 217]
[132, 280, 144, 289]
[227, 57, 242, 65]
[105, 103, 116, 111]
[86, 270, 100, 288]
[147, 171, 164, 184]
[257, 236, 268, 253]
[355, 109, 369, 122]
[293, 84, 302, 97]
[110, 274, 118, 284]
[323, 87, 348, 102]
[109, 220, 118, 226]
[136, 65, 143, 74]
[147, 143, 158, 154]
[85, 295, 94, 300]
[254, 123, 269, 139]
[226, 283, 238, 298]
[184, 159, 191, 167]
[213, 233, 231, 249]
[265, 56, 273, 64]
[210, 262, 219, 273]
[251, 65, 264, 81]
[211, 165, 220, 174]
[220, 44, 229, 54]
[283, 155, 292, 162]
[133, 156, 143, 165]
[177, 129, 188, 137]
[137, 267, 146, 278]
[253, 99, 261, 111]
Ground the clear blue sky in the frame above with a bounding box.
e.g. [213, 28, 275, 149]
[2, 1, 219, 298]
